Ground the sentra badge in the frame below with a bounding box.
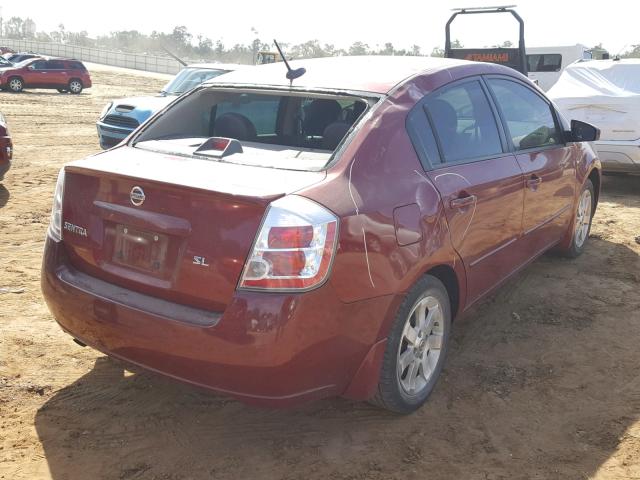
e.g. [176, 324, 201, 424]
[63, 222, 88, 237]
[130, 186, 145, 206]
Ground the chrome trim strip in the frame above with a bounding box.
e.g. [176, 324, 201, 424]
[524, 204, 571, 236]
[470, 237, 517, 267]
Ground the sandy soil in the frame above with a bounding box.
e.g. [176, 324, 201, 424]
[1, 66, 640, 480]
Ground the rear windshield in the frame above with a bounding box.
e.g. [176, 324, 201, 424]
[133, 88, 370, 171]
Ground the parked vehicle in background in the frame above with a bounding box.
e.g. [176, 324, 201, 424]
[527, 45, 600, 91]
[443, 8, 606, 92]
[42, 56, 601, 414]
[4, 52, 41, 64]
[445, 6, 529, 75]
[0, 58, 91, 94]
[0, 57, 13, 67]
[96, 63, 245, 149]
[549, 59, 640, 174]
[0, 47, 15, 55]
[0, 112, 13, 181]
[256, 51, 283, 64]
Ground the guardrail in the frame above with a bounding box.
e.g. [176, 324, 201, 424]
[0, 38, 182, 74]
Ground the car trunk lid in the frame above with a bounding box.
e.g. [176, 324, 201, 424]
[61, 146, 326, 312]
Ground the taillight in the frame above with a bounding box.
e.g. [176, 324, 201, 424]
[239, 195, 339, 291]
[48, 168, 65, 241]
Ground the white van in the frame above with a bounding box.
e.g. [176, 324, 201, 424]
[526, 45, 595, 91]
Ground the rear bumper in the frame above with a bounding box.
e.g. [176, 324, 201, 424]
[41, 237, 395, 407]
[594, 140, 640, 174]
[96, 123, 132, 149]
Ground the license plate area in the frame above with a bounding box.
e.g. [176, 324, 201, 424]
[113, 224, 168, 273]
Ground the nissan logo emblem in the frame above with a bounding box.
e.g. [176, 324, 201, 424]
[130, 186, 145, 206]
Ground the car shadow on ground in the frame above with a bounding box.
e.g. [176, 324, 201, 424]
[602, 173, 640, 197]
[34, 233, 640, 479]
[0, 184, 10, 208]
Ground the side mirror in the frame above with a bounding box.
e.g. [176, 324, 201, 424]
[569, 120, 600, 142]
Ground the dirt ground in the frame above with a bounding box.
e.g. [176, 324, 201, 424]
[1, 65, 639, 480]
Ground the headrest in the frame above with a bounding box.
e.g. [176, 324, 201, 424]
[322, 122, 351, 150]
[214, 112, 257, 141]
[303, 99, 342, 136]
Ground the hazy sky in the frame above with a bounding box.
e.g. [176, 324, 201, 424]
[1, 0, 638, 55]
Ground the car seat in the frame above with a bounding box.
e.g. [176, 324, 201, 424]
[322, 122, 351, 150]
[213, 112, 257, 141]
[303, 99, 342, 137]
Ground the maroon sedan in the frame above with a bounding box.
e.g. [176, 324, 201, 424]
[0, 111, 12, 181]
[41, 56, 600, 413]
[1, 57, 91, 94]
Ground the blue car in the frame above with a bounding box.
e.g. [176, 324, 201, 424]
[96, 63, 245, 149]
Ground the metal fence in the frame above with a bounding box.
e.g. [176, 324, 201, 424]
[0, 38, 182, 74]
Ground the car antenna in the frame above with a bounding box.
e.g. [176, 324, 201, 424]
[273, 39, 306, 86]
[162, 45, 188, 67]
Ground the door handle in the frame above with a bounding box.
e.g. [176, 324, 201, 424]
[526, 174, 542, 189]
[450, 194, 477, 208]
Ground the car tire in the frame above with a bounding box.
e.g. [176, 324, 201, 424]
[370, 275, 451, 414]
[562, 179, 595, 258]
[8, 77, 23, 93]
[68, 79, 83, 94]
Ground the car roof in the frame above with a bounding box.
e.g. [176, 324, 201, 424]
[204, 55, 496, 94]
[186, 63, 251, 71]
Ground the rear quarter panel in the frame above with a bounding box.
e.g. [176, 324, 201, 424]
[300, 74, 470, 340]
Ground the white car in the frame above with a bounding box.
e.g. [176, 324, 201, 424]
[96, 63, 248, 149]
[549, 59, 640, 174]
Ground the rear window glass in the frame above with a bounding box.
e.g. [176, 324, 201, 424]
[133, 89, 370, 170]
[69, 61, 86, 70]
[215, 95, 280, 135]
[30, 60, 47, 70]
[46, 60, 65, 69]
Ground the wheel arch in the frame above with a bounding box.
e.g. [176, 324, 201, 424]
[587, 167, 601, 214]
[425, 264, 461, 320]
[343, 265, 462, 402]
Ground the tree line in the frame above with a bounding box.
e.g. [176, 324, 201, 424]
[1, 18, 436, 63]
[1, 16, 637, 63]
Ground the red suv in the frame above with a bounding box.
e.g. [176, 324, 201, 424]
[41, 56, 601, 413]
[0, 57, 91, 94]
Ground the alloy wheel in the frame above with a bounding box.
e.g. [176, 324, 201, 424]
[397, 295, 444, 396]
[69, 81, 82, 93]
[574, 188, 592, 248]
[9, 78, 22, 92]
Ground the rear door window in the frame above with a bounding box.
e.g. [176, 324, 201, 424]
[487, 78, 560, 150]
[45, 60, 65, 70]
[425, 80, 503, 163]
[30, 60, 46, 70]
